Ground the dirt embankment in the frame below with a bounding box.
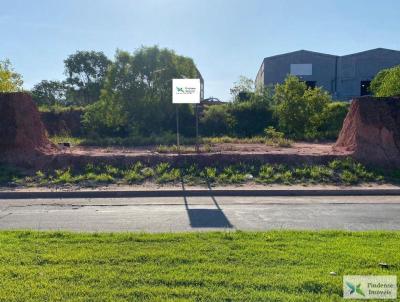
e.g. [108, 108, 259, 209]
[335, 96, 400, 168]
[0, 92, 56, 166]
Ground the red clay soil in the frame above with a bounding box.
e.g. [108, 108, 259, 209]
[41, 142, 349, 171]
[335, 96, 400, 168]
[0, 92, 56, 164]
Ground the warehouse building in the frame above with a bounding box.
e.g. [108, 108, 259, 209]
[255, 48, 400, 100]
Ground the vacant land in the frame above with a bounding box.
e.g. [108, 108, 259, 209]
[0, 231, 398, 301]
[57, 141, 338, 156]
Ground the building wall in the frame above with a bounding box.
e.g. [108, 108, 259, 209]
[336, 49, 400, 100]
[255, 61, 264, 90]
[257, 48, 400, 100]
[261, 50, 337, 94]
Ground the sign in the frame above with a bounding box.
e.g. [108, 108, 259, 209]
[172, 79, 201, 104]
[343, 275, 397, 300]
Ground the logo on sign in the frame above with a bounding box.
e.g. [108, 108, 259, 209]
[172, 79, 200, 104]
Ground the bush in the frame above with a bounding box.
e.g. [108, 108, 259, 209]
[263, 127, 292, 147]
[229, 100, 274, 137]
[200, 104, 234, 136]
[317, 102, 349, 139]
[370, 65, 400, 97]
[273, 75, 344, 140]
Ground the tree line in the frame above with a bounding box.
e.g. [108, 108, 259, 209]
[1, 46, 399, 141]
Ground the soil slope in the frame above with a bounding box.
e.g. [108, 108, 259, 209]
[335, 96, 400, 168]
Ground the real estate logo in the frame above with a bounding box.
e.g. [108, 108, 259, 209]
[343, 276, 397, 299]
[172, 79, 200, 104]
[175, 86, 196, 95]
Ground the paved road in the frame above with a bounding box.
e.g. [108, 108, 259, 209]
[1, 196, 400, 232]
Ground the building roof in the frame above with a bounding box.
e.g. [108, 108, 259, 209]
[263, 50, 337, 61]
[340, 48, 400, 58]
[263, 48, 400, 61]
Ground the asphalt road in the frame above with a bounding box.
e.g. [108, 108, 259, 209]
[1, 196, 400, 232]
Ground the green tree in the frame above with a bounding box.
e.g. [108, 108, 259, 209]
[273, 76, 308, 138]
[370, 65, 400, 97]
[84, 46, 200, 136]
[31, 80, 68, 106]
[64, 51, 111, 105]
[230, 76, 254, 102]
[0, 59, 23, 92]
[273, 75, 332, 139]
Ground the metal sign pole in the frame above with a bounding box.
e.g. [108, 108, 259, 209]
[176, 104, 180, 153]
[195, 103, 199, 153]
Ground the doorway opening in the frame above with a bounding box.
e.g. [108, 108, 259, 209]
[305, 81, 316, 89]
[360, 81, 371, 96]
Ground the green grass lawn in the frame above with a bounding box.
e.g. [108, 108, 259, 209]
[0, 231, 399, 301]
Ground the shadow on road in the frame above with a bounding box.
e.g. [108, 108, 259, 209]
[181, 180, 233, 228]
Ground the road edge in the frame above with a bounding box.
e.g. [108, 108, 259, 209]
[1, 189, 400, 199]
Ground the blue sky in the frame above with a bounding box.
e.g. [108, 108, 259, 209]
[1, 0, 399, 101]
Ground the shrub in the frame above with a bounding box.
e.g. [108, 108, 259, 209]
[264, 126, 292, 147]
[317, 102, 349, 139]
[264, 126, 284, 139]
[202, 167, 217, 182]
[229, 100, 274, 137]
[200, 104, 234, 136]
[273, 76, 333, 140]
[156, 168, 180, 184]
[370, 65, 400, 97]
[53, 168, 75, 184]
[340, 170, 358, 184]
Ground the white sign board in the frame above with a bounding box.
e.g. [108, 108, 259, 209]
[290, 64, 312, 76]
[172, 79, 200, 104]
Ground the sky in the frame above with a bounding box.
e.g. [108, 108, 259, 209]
[1, 0, 400, 101]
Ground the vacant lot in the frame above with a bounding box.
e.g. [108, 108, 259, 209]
[0, 231, 399, 301]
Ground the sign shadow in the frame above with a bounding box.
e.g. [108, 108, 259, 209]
[181, 180, 233, 229]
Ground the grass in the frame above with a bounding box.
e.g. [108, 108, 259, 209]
[49, 134, 293, 148]
[38, 104, 85, 113]
[203, 136, 292, 148]
[0, 230, 399, 301]
[1, 158, 392, 188]
[49, 135, 84, 146]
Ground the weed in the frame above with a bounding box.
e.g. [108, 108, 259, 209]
[340, 170, 359, 184]
[156, 168, 180, 184]
[155, 162, 170, 175]
[124, 170, 144, 184]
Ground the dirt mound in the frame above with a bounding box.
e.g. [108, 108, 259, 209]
[0, 92, 56, 160]
[334, 96, 400, 168]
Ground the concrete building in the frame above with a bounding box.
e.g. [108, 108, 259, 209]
[255, 48, 400, 100]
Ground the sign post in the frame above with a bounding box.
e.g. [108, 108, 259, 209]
[172, 79, 201, 153]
